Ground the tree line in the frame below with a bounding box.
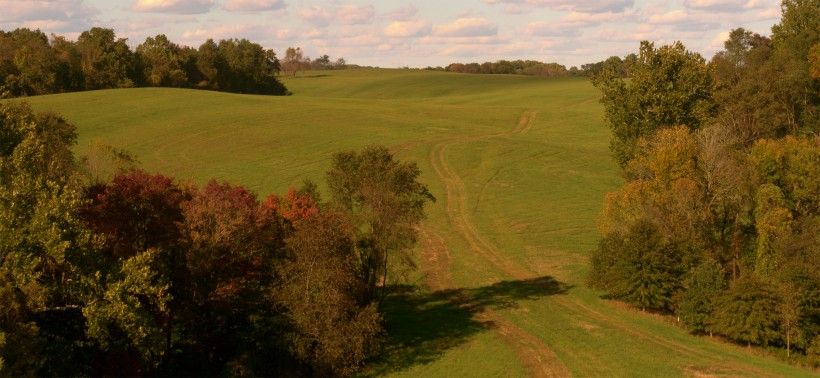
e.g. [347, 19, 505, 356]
[588, 0, 819, 366]
[440, 60, 569, 77]
[0, 27, 288, 98]
[280, 47, 347, 76]
[0, 102, 433, 375]
[438, 57, 636, 78]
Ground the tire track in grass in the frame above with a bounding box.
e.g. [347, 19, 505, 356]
[423, 110, 572, 377]
[417, 226, 571, 378]
[424, 110, 780, 377]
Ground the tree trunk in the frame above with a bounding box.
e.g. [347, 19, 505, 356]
[787, 333, 790, 358]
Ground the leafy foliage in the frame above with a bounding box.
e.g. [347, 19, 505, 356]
[590, 220, 685, 311]
[593, 41, 715, 167]
[0, 27, 288, 97]
[591, 3, 819, 357]
[711, 275, 782, 347]
[676, 260, 725, 334]
[276, 211, 382, 376]
[327, 145, 435, 302]
[0, 102, 423, 375]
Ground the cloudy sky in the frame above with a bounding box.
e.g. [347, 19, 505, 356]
[0, 0, 781, 67]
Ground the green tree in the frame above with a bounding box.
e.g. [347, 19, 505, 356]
[76, 27, 135, 89]
[0, 28, 58, 96]
[83, 248, 171, 372]
[0, 102, 95, 375]
[590, 220, 685, 312]
[593, 41, 715, 167]
[753, 184, 792, 278]
[326, 146, 434, 303]
[136, 34, 187, 87]
[275, 211, 382, 376]
[676, 260, 726, 335]
[711, 274, 781, 347]
[770, 0, 819, 134]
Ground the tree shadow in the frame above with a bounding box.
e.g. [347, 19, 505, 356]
[364, 276, 571, 376]
[287, 74, 330, 79]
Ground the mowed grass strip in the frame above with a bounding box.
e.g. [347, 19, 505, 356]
[21, 69, 814, 377]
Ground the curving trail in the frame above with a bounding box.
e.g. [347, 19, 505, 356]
[420, 110, 782, 377]
[422, 111, 571, 378]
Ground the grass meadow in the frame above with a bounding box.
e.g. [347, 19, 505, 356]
[23, 69, 814, 377]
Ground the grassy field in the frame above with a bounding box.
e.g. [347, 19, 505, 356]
[21, 69, 814, 377]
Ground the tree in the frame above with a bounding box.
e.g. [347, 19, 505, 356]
[282, 47, 305, 76]
[709, 29, 794, 142]
[676, 260, 726, 335]
[76, 27, 135, 89]
[312, 54, 331, 70]
[195, 39, 220, 89]
[51, 34, 84, 92]
[215, 39, 287, 94]
[275, 211, 382, 376]
[711, 274, 781, 347]
[753, 184, 793, 278]
[83, 248, 171, 373]
[136, 34, 187, 87]
[0, 102, 95, 375]
[589, 219, 685, 312]
[770, 0, 820, 134]
[178, 180, 286, 372]
[593, 41, 715, 167]
[327, 146, 434, 303]
[0, 28, 58, 96]
[80, 170, 189, 260]
[810, 43, 820, 79]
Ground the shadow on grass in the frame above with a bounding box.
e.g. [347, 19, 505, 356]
[287, 74, 331, 79]
[365, 276, 571, 376]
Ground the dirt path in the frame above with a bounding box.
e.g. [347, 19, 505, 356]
[420, 110, 778, 377]
[420, 111, 571, 378]
[418, 226, 571, 378]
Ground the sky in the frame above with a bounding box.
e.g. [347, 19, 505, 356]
[0, 0, 782, 68]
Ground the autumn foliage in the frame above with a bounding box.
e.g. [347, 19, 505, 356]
[0, 101, 432, 376]
[590, 1, 819, 361]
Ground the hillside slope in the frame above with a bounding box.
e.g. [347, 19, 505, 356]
[22, 69, 813, 377]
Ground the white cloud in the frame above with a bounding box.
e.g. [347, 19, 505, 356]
[433, 18, 497, 37]
[0, 0, 97, 31]
[385, 4, 418, 21]
[223, 0, 286, 12]
[300, 6, 332, 26]
[337, 5, 375, 25]
[384, 20, 431, 38]
[524, 21, 581, 37]
[485, 0, 635, 13]
[682, 0, 763, 11]
[132, 0, 214, 14]
[647, 10, 689, 24]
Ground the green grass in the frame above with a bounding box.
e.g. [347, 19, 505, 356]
[19, 69, 814, 377]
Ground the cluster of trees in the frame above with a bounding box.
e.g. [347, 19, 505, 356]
[444, 60, 569, 77]
[441, 57, 638, 78]
[589, 0, 819, 364]
[0, 102, 433, 375]
[280, 47, 347, 76]
[0, 27, 288, 97]
[576, 54, 637, 78]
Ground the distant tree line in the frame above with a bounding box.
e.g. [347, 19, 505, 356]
[438, 57, 638, 78]
[0, 101, 433, 375]
[440, 60, 569, 77]
[280, 47, 347, 76]
[589, 0, 819, 365]
[0, 27, 288, 98]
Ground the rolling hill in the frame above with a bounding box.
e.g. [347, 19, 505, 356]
[21, 69, 813, 377]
